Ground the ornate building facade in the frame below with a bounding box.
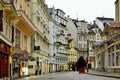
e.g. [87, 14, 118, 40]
[49, 7, 69, 71]
[94, 22, 120, 72]
[0, 0, 17, 79]
[29, 0, 50, 75]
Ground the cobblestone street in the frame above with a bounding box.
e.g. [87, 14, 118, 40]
[16, 71, 120, 80]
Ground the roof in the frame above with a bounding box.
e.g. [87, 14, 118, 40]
[88, 21, 99, 30]
[105, 22, 120, 28]
[72, 19, 79, 29]
[96, 17, 114, 23]
[56, 9, 65, 14]
[87, 22, 103, 34]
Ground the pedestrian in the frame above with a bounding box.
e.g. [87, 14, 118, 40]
[72, 65, 75, 72]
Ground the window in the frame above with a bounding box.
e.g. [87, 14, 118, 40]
[96, 35, 100, 40]
[84, 44, 87, 49]
[23, 35, 27, 50]
[108, 55, 110, 66]
[79, 44, 82, 48]
[112, 53, 114, 66]
[116, 53, 119, 66]
[15, 29, 21, 48]
[79, 36, 82, 41]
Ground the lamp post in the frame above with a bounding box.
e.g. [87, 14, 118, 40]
[87, 39, 89, 73]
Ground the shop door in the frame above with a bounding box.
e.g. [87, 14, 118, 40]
[4, 55, 8, 77]
[0, 54, 8, 78]
[0, 55, 1, 78]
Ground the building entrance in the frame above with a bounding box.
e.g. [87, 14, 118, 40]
[0, 53, 9, 78]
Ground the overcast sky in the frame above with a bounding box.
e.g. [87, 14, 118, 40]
[45, 0, 115, 23]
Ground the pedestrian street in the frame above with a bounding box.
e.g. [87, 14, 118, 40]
[16, 71, 120, 80]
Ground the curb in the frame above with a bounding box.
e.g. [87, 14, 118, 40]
[87, 73, 120, 78]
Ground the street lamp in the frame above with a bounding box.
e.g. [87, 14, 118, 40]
[87, 39, 89, 73]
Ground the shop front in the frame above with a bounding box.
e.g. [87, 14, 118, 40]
[12, 49, 29, 79]
[0, 39, 10, 79]
[12, 56, 20, 79]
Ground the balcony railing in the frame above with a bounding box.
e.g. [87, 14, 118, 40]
[78, 31, 87, 34]
[60, 23, 66, 27]
[3, 0, 12, 4]
[56, 53, 68, 58]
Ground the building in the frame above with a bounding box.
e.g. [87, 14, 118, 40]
[0, 0, 17, 79]
[66, 18, 88, 59]
[93, 0, 120, 72]
[87, 21, 105, 69]
[49, 7, 69, 71]
[68, 39, 78, 71]
[0, 0, 36, 79]
[94, 22, 120, 72]
[66, 17, 78, 46]
[49, 19, 56, 72]
[95, 17, 114, 31]
[66, 18, 88, 68]
[12, 0, 35, 78]
[76, 20, 88, 60]
[29, 0, 50, 75]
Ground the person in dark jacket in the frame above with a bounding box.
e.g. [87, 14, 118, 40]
[72, 64, 76, 72]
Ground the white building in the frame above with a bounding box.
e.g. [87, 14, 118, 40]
[76, 20, 88, 60]
[88, 21, 105, 69]
[95, 17, 114, 31]
[66, 18, 88, 60]
[49, 7, 69, 71]
[66, 17, 78, 47]
[29, 0, 50, 75]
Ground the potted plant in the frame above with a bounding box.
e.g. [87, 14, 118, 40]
[76, 56, 86, 73]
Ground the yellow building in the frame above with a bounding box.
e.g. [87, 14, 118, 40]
[68, 39, 78, 71]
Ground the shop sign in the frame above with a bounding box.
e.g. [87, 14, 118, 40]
[34, 46, 40, 51]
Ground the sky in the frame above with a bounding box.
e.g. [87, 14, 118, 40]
[45, 0, 115, 23]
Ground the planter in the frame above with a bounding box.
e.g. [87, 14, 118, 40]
[79, 68, 85, 73]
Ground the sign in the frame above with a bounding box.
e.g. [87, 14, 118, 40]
[34, 46, 40, 51]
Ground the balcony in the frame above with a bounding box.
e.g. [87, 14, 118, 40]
[15, 10, 35, 36]
[55, 40, 62, 46]
[60, 30, 65, 36]
[1, 0, 17, 20]
[78, 31, 87, 35]
[43, 35, 49, 43]
[55, 53, 68, 58]
[2, 0, 15, 8]
[78, 48, 87, 51]
[63, 42, 68, 46]
[67, 33, 71, 36]
[60, 23, 66, 27]
[56, 33, 60, 36]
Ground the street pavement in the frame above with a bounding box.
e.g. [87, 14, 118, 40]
[16, 71, 120, 80]
[88, 70, 120, 78]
